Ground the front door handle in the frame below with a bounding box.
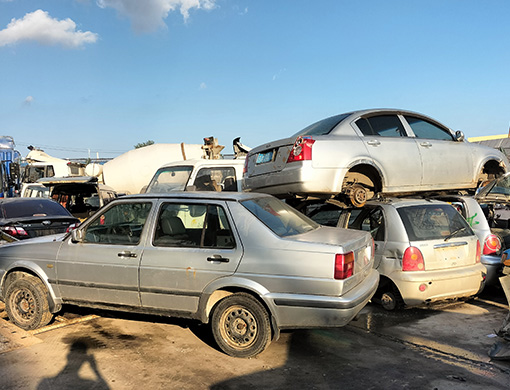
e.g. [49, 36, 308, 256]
[207, 255, 230, 263]
[367, 140, 381, 146]
[419, 142, 432, 148]
[118, 251, 137, 258]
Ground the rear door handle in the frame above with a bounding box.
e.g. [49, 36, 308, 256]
[118, 251, 137, 258]
[419, 142, 432, 148]
[207, 255, 230, 263]
[367, 140, 381, 146]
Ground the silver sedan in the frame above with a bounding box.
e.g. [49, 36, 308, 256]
[243, 109, 508, 207]
[0, 192, 378, 358]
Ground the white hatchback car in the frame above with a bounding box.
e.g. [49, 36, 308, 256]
[305, 198, 486, 310]
[244, 109, 508, 206]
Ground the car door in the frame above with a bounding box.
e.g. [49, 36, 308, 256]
[343, 207, 387, 269]
[403, 115, 474, 187]
[353, 114, 423, 192]
[56, 200, 153, 306]
[139, 200, 243, 314]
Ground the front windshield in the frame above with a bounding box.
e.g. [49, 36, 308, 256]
[241, 197, 319, 237]
[145, 166, 193, 193]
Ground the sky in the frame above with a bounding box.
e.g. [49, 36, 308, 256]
[1, 0, 510, 160]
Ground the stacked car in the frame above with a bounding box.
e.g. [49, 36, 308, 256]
[243, 108, 509, 310]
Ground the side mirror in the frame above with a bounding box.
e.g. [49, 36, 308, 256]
[71, 229, 85, 243]
[455, 130, 465, 142]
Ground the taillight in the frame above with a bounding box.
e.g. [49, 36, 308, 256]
[483, 234, 501, 255]
[475, 240, 481, 263]
[335, 252, 354, 280]
[287, 137, 315, 163]
[402, 246, 424, 271]
[1, 226, 28, 237]
[66, 223, 78, 233]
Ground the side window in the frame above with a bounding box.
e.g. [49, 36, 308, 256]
[356, 115, 406, 138]
[153, 203, 235, 249]
[83, 202, 152, 245]
[404, 116, 453, 141]
[306, 204, 342, 227]
[194, 167, 237, 192]
[47, 166, 55, 177]
[350, 208, 385, 241]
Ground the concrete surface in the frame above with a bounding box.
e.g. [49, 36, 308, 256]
[1, 291, 510, 390]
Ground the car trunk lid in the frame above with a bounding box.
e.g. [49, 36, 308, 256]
[246, 137, 295, 176]
[412, 236, 478, 271]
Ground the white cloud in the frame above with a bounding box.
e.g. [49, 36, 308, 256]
[199, 82, 207, 90]
[0, 10, 98, 48]
[97, 0, 217, 33]
[24, 96, 34, 105]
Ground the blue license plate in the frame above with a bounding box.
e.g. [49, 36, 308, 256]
[256, 150, 274, 164]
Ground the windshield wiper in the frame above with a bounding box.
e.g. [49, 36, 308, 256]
[444, 227, 467, 242]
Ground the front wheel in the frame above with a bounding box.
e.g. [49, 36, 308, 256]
[211, 293, 271, 358]
[5, 274, 53, 330]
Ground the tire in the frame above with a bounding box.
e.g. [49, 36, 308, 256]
[380, 287, 404, 311]
[5, 274, 53, 330]
[211, 293, 271, 358]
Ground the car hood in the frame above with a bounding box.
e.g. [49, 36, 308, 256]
[1, 232, 66, 246]
[291, 226, 371, 253]
[476, 173, 510, 204]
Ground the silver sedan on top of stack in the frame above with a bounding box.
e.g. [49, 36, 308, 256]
[243, 109, 508, 207]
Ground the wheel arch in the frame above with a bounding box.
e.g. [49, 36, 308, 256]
[1, 265, 61, 313]
[199, 277, 281, 341]
[477, 158, 507, 183]
[344, 162, 384, 193]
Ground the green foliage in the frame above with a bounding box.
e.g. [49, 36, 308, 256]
[134, 140, 155, 149]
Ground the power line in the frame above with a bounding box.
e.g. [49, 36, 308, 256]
[15, 141, 128, 155]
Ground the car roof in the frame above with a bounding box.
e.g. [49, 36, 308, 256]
[157, 158, 246, 169]
[37, 176, 98, 185]
[365, 197, 452, 208]
[118, 191, 272, 202]
[0, 197, 57, 205]
[336, 108, 451, 128]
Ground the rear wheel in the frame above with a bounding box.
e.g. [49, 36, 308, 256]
[380, 287, 404, 311]
[5, 274, 53, 330]
[211, 293, 271, 358]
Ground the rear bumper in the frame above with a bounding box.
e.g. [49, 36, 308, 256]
[266, 269, 379, 329]
[481, 254, 503, 286]
[244, 163, 347, 196]
[389, 264, 486, 307]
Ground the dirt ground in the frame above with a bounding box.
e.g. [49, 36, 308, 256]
[1, 290, 510, 390]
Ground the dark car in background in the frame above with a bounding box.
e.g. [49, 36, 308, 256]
[0, 198, 79, 241]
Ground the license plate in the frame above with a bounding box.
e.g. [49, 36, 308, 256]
[256, 150, 274, 164]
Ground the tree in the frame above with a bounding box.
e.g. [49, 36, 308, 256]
[134, 140, 155, 149]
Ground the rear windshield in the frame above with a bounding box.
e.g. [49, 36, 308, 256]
[2, 200, 70, 218]
[241, 197, 319, 237]
[397, 204, 472, 241]
[293, 113, 351, 137]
